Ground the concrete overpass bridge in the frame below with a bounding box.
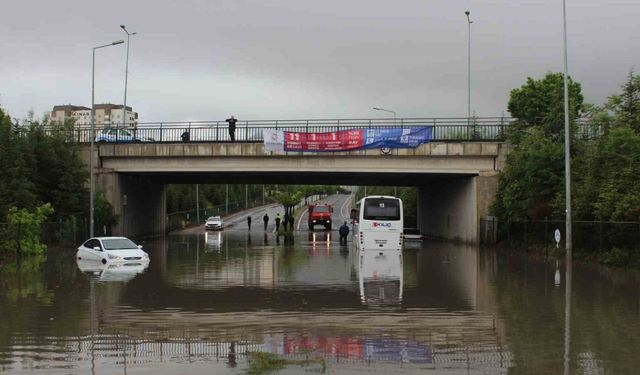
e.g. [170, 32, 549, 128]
[74, 117, 511, 242]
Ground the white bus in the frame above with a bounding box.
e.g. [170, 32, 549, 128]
[351, 195, 403, 252]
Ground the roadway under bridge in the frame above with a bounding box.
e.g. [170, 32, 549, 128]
[80, 141, 511, 243]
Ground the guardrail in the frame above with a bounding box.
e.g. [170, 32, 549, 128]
[30, 117, 513, 143]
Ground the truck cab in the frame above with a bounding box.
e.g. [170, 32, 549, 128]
[308, 204, 333, 230]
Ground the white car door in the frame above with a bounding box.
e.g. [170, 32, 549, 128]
[86, 239, 104, 261]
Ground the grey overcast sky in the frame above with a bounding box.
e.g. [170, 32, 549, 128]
[1, 0, 638, 123]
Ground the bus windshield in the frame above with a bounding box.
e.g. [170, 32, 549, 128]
[363, 198, 400, 221]
[313, 206, 330, 212]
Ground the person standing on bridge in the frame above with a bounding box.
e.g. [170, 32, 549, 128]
[226, 115, 237, 141]
[263, 213, 269, 231]
[247, 215, 252, 230]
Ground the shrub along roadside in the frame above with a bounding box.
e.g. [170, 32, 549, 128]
[1, 203, 53, 255]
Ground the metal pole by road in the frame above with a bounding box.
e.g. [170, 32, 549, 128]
[373, 107, 399, 194]
[465, 11, 472, 124]
[90, 40, 124, 238]
[245, 184, 248, 209]
[562, 0, 573, 254]
[196, 184, 200, 224]
[225, 184, 229, 215]
[120, 25, 137, 131]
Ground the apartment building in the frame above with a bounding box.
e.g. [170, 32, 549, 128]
[50, 104, 138, 127]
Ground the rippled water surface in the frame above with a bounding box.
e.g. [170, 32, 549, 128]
[1, 228, 639, 374]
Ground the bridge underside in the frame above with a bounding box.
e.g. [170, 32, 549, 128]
[86, 142, 506, 242]
[116, 171, 474, 186]
[98, 170, 497, 243]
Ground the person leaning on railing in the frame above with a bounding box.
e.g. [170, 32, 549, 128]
[226, 115, 237, 141]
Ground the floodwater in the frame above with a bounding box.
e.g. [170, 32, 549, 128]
[1, 229, 639, 374]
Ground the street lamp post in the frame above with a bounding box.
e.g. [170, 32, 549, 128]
[465, 11, 472, 124]
[90, 40, 124, 238]
[373, 107, 398, 196]
[120, 25, 137, 130]
[372, 107, 397, 124]
[562, 0, 572, 255]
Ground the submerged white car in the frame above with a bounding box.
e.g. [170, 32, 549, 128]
[205, 216, 223, 231]
[77, 236, 150, 265]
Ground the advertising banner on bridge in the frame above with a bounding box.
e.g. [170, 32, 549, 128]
[263, 127, 433, 152]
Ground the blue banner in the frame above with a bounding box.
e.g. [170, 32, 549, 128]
[363, 127, 433, 149]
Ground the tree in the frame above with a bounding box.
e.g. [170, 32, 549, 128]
[274, 190, 304, 218]
[23, 118, 88, 220]
[507, 72, 583, 143]
[3, 203, 54, 255]
[604, 69, 640, 132]
[492, 128, 565, 221]
[0, 107, 35, 217]
[493, 73, 585, 221]
[592, 127, 640, 221]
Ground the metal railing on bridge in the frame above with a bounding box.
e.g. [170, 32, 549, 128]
[34, 117, 512, 143]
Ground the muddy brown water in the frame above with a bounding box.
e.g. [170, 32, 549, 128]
[1, 230, 639, 374]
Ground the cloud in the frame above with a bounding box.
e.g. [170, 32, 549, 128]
[1, 0, 639, 121]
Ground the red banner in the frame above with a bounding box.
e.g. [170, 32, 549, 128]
[284, 129, 364, 151]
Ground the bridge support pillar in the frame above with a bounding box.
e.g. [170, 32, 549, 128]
[96, 170, 166, 238]
[417, 172, 498, 243]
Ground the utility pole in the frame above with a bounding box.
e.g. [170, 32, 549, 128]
[465, 11, 472, 126]
[562, 0, 573, 255]
[120, 25, 137, 130]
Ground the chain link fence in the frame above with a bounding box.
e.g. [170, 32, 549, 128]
[482, 218, 640, 254]
[166, 198, 273, 232]
[0, 217, 90, 253]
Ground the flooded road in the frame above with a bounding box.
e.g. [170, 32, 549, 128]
[1, 219, 640, 373]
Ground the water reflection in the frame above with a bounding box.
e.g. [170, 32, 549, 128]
[205, 230, 223, 251]
[357, 249, 403, 305]
[264, 330, 433, 367]
[2, 231, 640, 374]
[77, 259, 149, 282]
[564, 256, 572, 375]
[308, 231, 331, 255]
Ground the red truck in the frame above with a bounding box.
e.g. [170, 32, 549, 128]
[308, 203, 333, 230]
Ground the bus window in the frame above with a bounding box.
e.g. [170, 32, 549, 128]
[363, 198, 400, 221]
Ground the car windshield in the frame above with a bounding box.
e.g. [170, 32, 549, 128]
[208, 216, 221, 221]
[102, 238, 138, 250]
[313, 206, 330, 212]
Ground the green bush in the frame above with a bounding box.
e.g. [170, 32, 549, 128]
[2, 203, 53, 255]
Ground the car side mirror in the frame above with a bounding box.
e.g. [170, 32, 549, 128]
[331, 208, 334, 213]
[137, 245, 143, 249]
[93, 246, 101, 251]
